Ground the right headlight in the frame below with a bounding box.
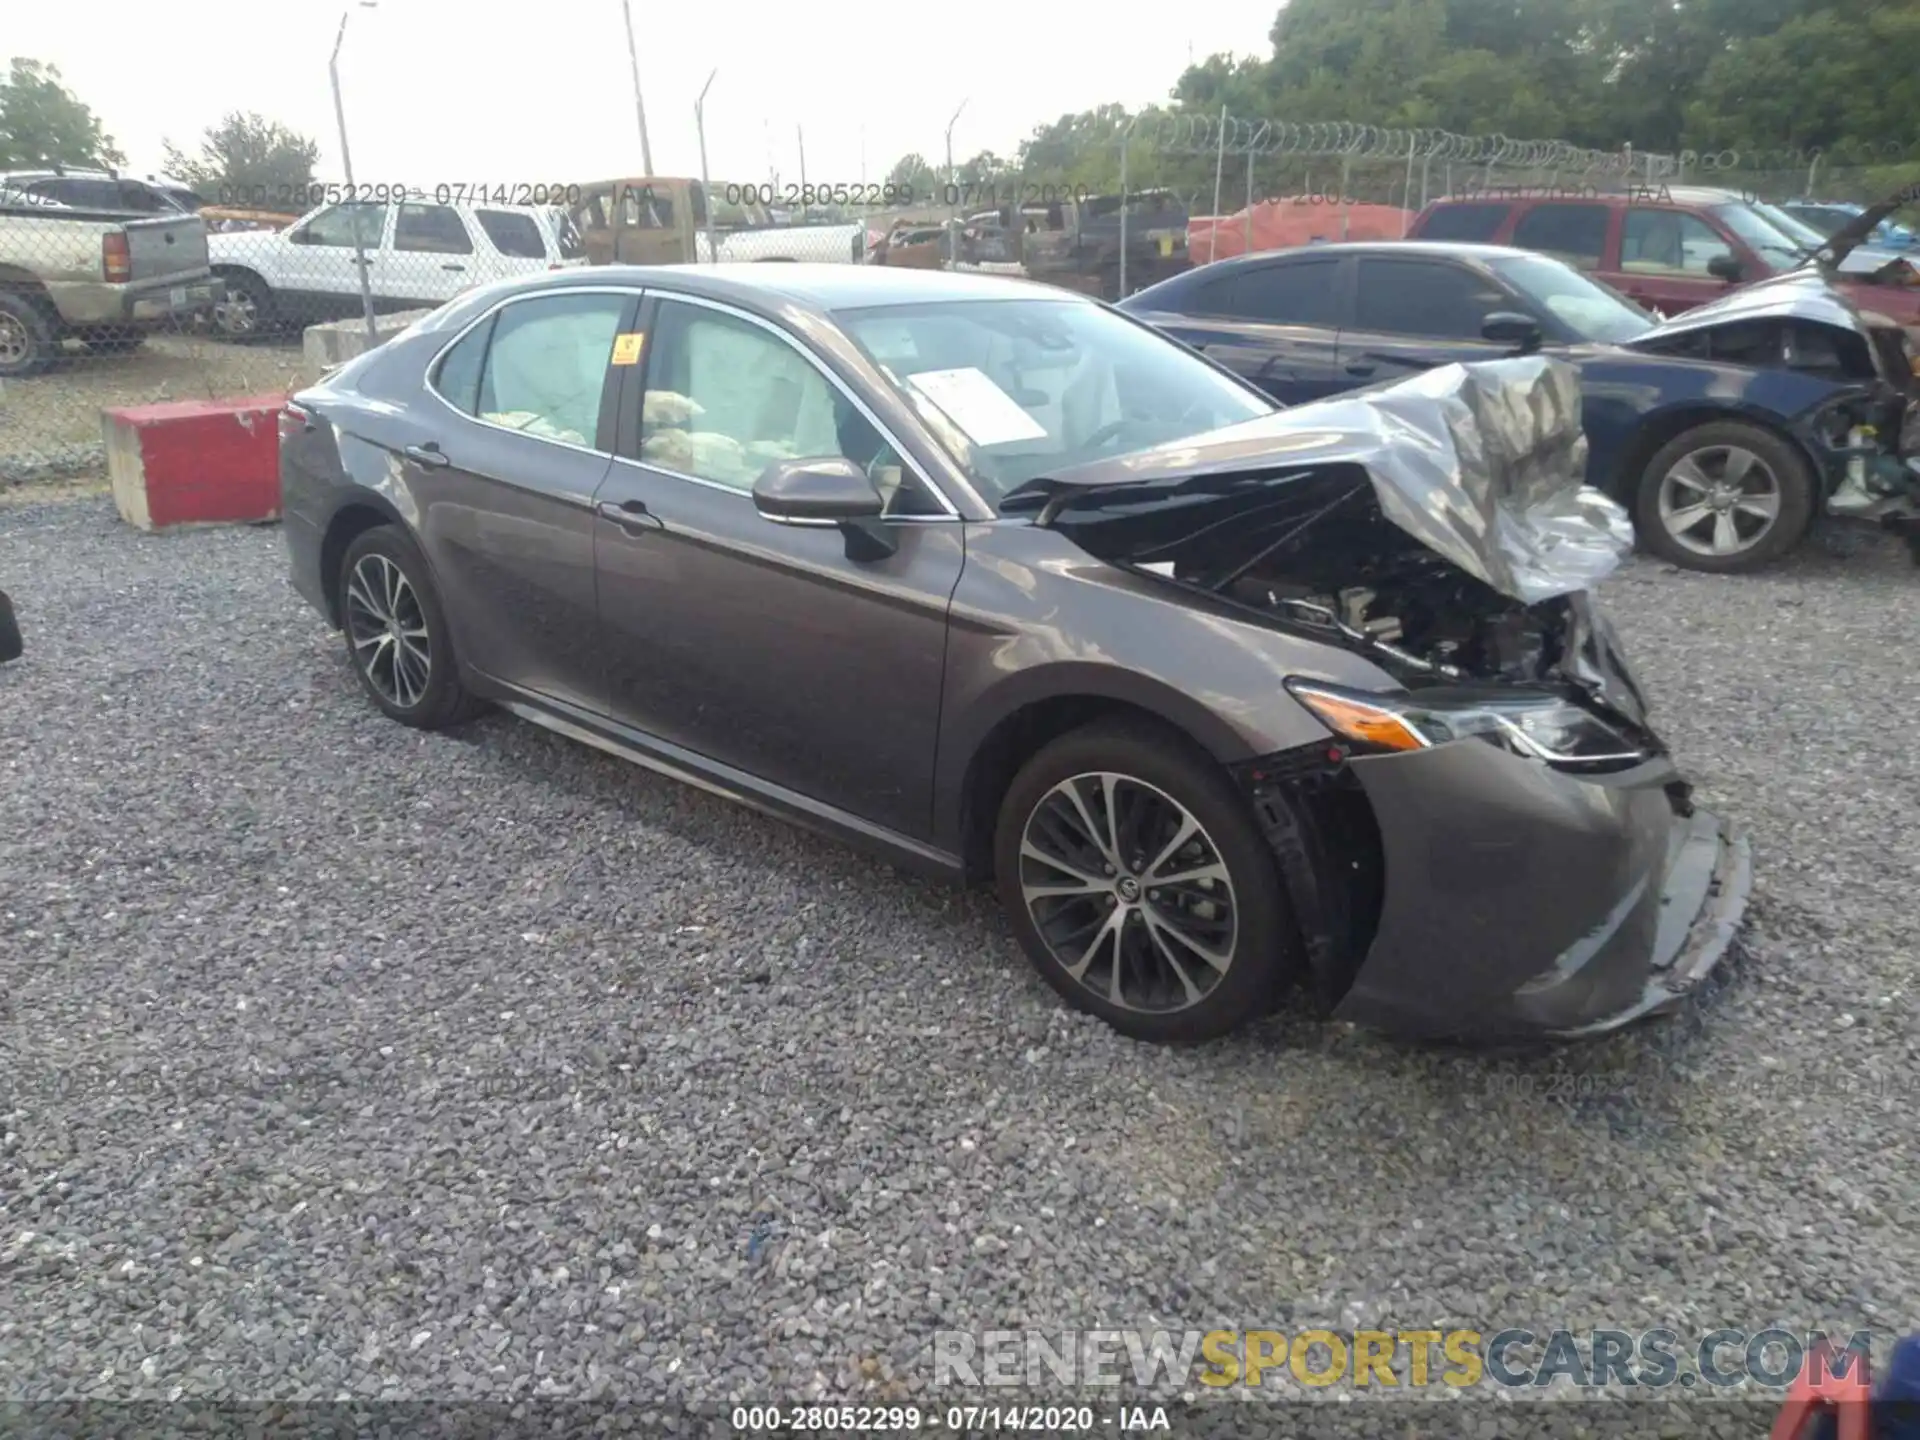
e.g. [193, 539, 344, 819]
[1286, 681, 1648, 765]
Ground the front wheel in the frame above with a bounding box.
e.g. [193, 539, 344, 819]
[1634, 421, 1815, 573]
[337, 527, 485, 729]
[992, 718, 1295, 1043]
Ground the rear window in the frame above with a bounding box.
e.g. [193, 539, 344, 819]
[476, 208, 546, 259]
[1418, 203, 1511, 243]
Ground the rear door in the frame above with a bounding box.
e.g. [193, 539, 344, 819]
[1508, 201, 1615, 277]
[383, 202, 480, 306]
[1337, 255, 1520, 386]
[1603, 205, 1741, 318]
[1409, 201, 1514, 244]
[410, 287, 635, 710]
[1148, 254, 1349, 403]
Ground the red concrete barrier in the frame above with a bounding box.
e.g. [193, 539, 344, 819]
[103, 394, 289, 531]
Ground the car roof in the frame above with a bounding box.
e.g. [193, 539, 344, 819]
[1170, 240, 1523, 269]
[495, 262, 1095, 313]
[1426, 186, 1751, 210]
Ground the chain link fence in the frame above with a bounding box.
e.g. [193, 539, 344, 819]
[7, 114, 1920, 488]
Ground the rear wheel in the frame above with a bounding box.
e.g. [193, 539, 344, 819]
[1634, 421, 1814, 573]
[212, 270, 276, 339]
[0, 292, 57, 378]
[992, 718, 1294, 1043]
[337, 527, 484, 729]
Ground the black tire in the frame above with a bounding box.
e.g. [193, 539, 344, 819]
[0, 291, 58, 378]
[992, 717, 1296, 1043]
[0, 588, 21, 665]
[1633, 420, 1815, 573]
[211, 270, 276, 340]
[337, 526, 485, 729]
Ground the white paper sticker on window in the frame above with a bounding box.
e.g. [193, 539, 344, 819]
[905, 367, 1048, 446]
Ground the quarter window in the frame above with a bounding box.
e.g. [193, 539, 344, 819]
[639, 301, 941, 515]
[461, 294, 627, 448]
[1353, 258, 1511, 339]
[394, 203, 474, 255]
[1418, 203, 1511, 242]
[1622, 209, 1734, 275]
[475, 208, 547, 259]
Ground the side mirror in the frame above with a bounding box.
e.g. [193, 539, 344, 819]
[752, 457, 884, 523]
[1708, 253, 1743, 283]
[1481, 311, 1544, 353]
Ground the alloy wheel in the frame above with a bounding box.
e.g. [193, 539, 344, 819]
[213, 285, 257, 336]
[344, 554, 432, 708]
[1018, 771, 1239, 1014]
[0, 311, 30, 367]
[1657, 445, 1783, 558]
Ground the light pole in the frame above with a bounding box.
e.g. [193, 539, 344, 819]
[694, 69, 718, 264]
[619, 0, 654, 174]
[329, 0, 379, 342]
[944, 98, 968, 267]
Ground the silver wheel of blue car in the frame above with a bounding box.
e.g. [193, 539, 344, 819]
[345, 553, 432, 709]
[1019, 771, 1239, 1014]
[1656, 444, 1783, 559]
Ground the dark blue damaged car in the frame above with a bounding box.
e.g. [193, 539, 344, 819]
[1120, 242, 1920, 572]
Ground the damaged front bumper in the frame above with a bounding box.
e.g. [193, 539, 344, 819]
[1250, 741, 1752, 1043]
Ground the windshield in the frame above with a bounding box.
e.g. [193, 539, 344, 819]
[1485, 252, 1655, 344]
[1751, 201, 1831, 250]
[1711, 202, 1809, 268]
[835, 298, 1274, 505]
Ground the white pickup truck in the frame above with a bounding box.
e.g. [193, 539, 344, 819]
[0, 193, 216, 376]
[206, 198, 588, 337]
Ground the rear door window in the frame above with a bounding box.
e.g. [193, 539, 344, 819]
[1353, 258, 1510, 339]
[475, 208, 547, 259]
[1511, 204, 1610, 270]
[1417, 203, 1511, 242]
[473, 293, 628, 448]
[1224, 258, 1342, 327]
[394, 203, 475, 255]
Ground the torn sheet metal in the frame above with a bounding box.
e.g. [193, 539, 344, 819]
[1626, 268, 1872, 345]
[1031, 355, 1633, 606]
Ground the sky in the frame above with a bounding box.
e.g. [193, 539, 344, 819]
[9, 0, 1278, 191]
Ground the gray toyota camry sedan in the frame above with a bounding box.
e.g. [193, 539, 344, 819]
[279, 264, 1750, 1045]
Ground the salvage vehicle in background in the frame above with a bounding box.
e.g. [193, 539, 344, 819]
[279, 263, 1748, 1045]
[0, 191, 215, 375]
[1783, 199, 1918, 251]
[1408, 186, 1920, 333]
[1121, 242, 1918, 571]
[869, 221, 948, 269]
[205, 199, 586, 337]
[0, 167, 196, 216]
[569, 178, 868, 265]
[1021, 189, 1192, 300]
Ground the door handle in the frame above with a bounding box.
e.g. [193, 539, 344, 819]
[596, 498, 663, 534]
[441, 263, 466, 272]
[403, 442, 450, 469]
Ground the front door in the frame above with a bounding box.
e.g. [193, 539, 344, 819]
[589, 294, 964, 839]
[1601, 206, 1746, 318]
[1336, 255, 1521, 387]
[280, 202, 390, 316]
[404, 288, 635, 710]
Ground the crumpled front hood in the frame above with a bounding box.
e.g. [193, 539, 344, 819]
[1627, 268, 1874, 344]
[1025, 356, 1632, 606]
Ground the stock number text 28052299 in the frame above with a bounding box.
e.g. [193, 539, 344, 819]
[214, 183, 584, 209]
[719, 182, 1091, 209]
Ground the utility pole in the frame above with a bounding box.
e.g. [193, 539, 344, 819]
[797, 125, 807, 210]
[620, 0, 654, 174]
[329, 1, 378, 342]
[694, 69, 718, 263]
[945, 98, 968, 266]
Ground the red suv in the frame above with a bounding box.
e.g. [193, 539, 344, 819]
[1409, 185, 1920, 335]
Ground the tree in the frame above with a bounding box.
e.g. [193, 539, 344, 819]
[0, 58, 124, 169]
[162, 112, 319, 202]
[885, 152, 940, 198]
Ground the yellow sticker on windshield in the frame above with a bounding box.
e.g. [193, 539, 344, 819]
[611, 332, 645, 366]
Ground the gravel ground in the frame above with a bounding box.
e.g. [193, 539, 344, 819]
[0, 337, 316, 486]
[1, 500, 1917, 1437]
